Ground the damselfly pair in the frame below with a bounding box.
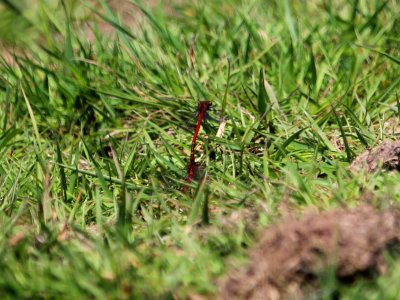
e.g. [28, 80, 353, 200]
[182, 100, 214, 192]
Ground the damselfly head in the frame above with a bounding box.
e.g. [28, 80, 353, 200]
[198, 101, 212, 111]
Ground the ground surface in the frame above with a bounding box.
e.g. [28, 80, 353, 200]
[0, 0, 400, 299]
[220, 205, 400, 299]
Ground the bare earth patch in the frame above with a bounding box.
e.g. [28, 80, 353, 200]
[350, 140, 400, 173]
[218, 205, 400, 300]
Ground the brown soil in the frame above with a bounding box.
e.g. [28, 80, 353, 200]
[349, 140, 400, 173]
[383, 117, 400, 137]
[218, 205, 400, 300]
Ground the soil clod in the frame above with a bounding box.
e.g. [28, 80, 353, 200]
[350, 140, 400, 173]
[219, 205, 400, 300]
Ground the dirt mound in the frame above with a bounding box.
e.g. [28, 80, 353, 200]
[350, 140, 400, 173]
[218, 205, 400, 300]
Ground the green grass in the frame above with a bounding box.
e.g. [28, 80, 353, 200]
[0, 0, 400, 298]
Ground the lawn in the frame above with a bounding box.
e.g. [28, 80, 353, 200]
[0, 0, 400, 299]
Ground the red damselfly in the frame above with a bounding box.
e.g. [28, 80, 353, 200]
[183, 100, 212, 192]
